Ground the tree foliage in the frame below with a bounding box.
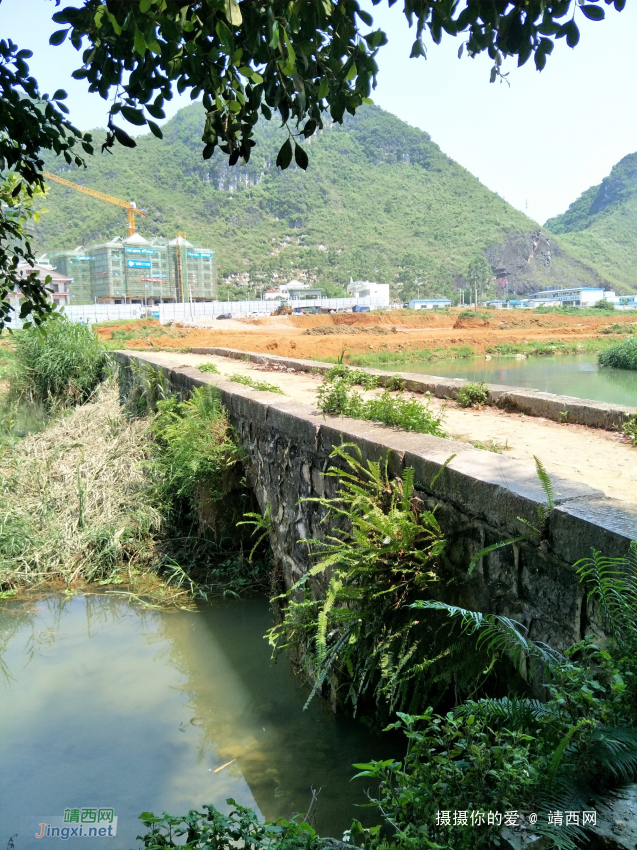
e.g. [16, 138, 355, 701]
[50, 0, 624, 171]
[0, 39, 93, 328]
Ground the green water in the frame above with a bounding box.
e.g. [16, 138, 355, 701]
[0, 595, 391, 847]
[386, 354, 637, 407]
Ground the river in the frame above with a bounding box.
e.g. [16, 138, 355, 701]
[0, 594, 393, 848]
[383, 354, 637, 407]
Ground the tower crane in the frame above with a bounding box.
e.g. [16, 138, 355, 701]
[42, 172, 146, 236]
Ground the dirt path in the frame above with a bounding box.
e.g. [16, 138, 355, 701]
[146, 351, 637, 504]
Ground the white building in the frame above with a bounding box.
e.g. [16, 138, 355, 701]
[13, 262, 71, 307]
[347, 278, 390, 306]
[408, 297, 452, 310]
[526, 287, 614, 308]
[263, 279, 313, 300]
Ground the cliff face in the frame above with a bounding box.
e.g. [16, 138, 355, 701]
[545, 153, 637, 293]
[485, 229, 607, 295]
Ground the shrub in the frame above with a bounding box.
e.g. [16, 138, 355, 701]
[455, 380, 489, 407]
[594, 299, 616, 312]
[137, 801, 322, 850]
[198, 362, 220, 374]
[14, 318, 107, 408]
[599, 336, 637, 370]
[600, 322, 636, 335]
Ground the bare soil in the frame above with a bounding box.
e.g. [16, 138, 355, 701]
[97, 309, 637, 360]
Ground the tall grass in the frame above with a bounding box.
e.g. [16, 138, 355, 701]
[0, 382, 165, 593]
[14, 318, 107, 408]
[599, 336, 637, 371]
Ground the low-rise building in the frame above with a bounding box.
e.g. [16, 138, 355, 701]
[13, 262, 71, 307]
[525, 287, 614, 308]
[347, 279, 390, 305]
[408, 297, 452, 310]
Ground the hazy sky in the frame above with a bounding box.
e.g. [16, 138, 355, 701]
[2, 0, 635, 224]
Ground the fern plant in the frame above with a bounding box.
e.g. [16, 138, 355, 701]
[268, 443, 451, 715]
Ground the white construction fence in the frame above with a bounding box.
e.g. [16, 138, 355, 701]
[6, 298, 392, 329]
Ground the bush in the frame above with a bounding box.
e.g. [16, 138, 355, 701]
[137, 800, 323, 850]
[594, 299, 616, 312]
[599, 336, 637, 370]
[14, 318, 107, 407]
[455, 381, 489, 407]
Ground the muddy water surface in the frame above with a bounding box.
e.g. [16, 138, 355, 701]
[0, 595, 391, 848]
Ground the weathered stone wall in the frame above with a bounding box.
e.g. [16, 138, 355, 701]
[117, 351, 637, 653]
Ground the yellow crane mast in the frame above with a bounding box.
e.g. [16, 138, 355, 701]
[43, 172, 146, 236]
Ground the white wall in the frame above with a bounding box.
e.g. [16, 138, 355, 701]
[4, 297, 392, 328]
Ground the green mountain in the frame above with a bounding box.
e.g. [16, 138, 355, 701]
[36, 104, 606, 301]
[545, 153, 637, 294]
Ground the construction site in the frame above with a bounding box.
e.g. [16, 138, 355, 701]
[42, 172, 217, 305]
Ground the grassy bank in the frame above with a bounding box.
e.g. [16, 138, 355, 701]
[0, 320, 270, 602]
[329, 337, 615, 369]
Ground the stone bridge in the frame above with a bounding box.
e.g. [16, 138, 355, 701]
[116, 350, 637, 653]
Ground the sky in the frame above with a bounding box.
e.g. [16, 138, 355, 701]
[1, 0, 636, 224]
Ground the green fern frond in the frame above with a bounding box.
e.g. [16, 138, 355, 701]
[534, 455, 555, 510]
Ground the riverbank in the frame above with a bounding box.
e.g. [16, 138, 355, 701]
[92, 309, 637, 362]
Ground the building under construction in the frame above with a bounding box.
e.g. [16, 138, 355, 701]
[47, 233, 216, 304]
[47, 246, 93, 304]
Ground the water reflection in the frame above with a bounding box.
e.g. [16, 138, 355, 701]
[387, 354, 637, 406]
[0, 595, 391, 848]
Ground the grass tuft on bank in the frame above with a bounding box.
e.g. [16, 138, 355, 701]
[599, 336, 637, 371]
[14, 319, 108, 408]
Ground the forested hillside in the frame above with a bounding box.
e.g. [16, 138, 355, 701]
[545, 153, 637, 294]
[37, 104, 606, 300]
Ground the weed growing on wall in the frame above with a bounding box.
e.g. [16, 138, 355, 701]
[228, 373, 286, 394]
[623, 412, 637, 445]
[316, 368, 445, 436]
[198, 362, 220, 374]
[14, 318, 108, 408]
[455, 380, 489, 408]
[353, 546, 637, 850]
[599, 336, 637, 370]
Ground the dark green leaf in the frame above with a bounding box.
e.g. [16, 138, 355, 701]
[357, 9, 373, 25]
[276, 138, 292, 170]
[112, 125, 137, 148]
[303, 119, 317, 138]
[49, 30, 69, 46]
[580, 4, 605, 20]
[52, 89, 67, 101]
[121, 106, 147, 126]
[147, 121, 163, 139]
[294, 141, 308, 170]
[145, 103, 165, 120]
